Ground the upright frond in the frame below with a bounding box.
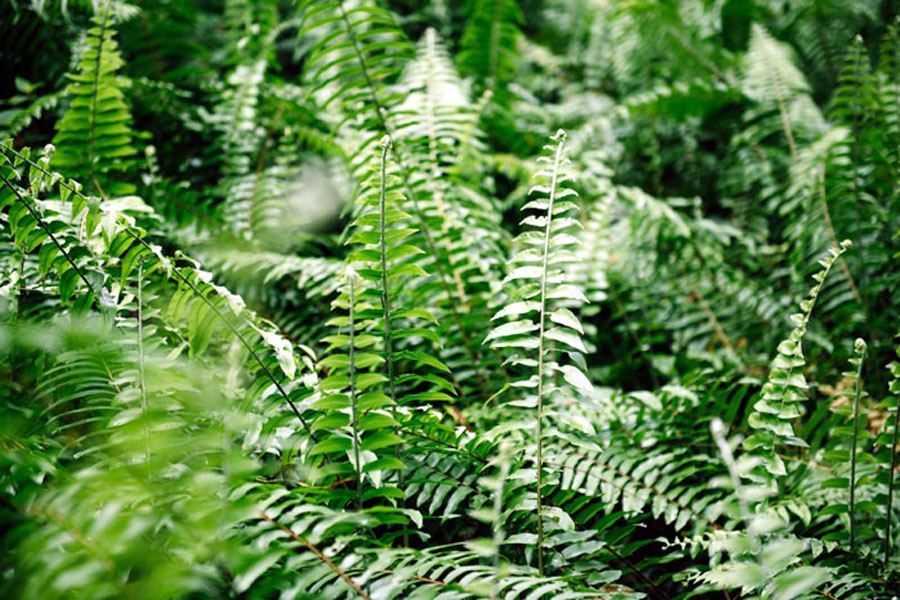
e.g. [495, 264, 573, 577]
[52, 2, 136, 197]
[487, 129, 588, 573]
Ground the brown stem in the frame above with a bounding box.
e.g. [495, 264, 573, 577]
[258, 512, 372, 600]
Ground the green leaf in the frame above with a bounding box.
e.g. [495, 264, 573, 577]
[559, 365, 592, 391]
[544, 327, 587, 353]
[310, 437, 353, 456]
[59, 267, 80, 301]
[771, 567, 830, 600]
[361, 431, 404, 451]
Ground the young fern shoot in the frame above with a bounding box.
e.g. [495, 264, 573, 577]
[487, 129, 589, 573]
[744, 239, 851, 479]
[315, 265, 385, 506]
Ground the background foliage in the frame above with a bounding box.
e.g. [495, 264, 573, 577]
[2, 0, 900, 598]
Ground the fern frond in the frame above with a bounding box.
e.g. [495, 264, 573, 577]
[742, 24, 813, 157]
[309, 137, 457, 509]
[487, 129, 587, 573]
[394, 27, 508, 397]
[744, 240, 851, 478]
[52, 3, 136, 197]
[217, 59, 266, 238]
[298, 0, 413, 124]
[458, 0, 522, 98]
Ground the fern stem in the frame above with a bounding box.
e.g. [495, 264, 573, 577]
[0, 172, 98, 301]
[258, 513, 372, 600]
[137, 260, 151, 482]
[88, 1, 113, 195]
[377, 137, 398, 411]
[376, 137, 405, 519]
[849, 339, 866, 549]
[348, 270, 362, 510]
[886, 362, 900, 569]
[534, 130, 567, 575]
[678, 259, 737, 356]
[770, 69, 797, 158]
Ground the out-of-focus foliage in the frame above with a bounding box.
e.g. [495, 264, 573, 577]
[1, 0, 900, 598]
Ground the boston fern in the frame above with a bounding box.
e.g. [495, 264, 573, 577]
[487, 129, 588, 573]
[3, 1, 900, 599]
[51, 2, 137, 197]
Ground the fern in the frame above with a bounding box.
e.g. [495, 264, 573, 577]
[458, 0, 522, 98]
[51, 2, 136, 197]
[217, 59, 267, 238]
[487, 129, 588, 573]
[6, 2, 900, 598]
[309, 138, 457, 513]
[742, 24, 812, 158]
[744, 240, 851, 478]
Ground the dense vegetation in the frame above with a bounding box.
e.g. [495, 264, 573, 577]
[2, 0, 900, 598]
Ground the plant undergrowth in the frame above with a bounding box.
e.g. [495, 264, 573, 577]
[1, 1, 900, 598]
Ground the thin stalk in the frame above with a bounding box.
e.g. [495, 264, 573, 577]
[849, 339, 866, 549]
[377, 138, 399, 431]
[0, 172, 97, 300]
[376, 139, 404, 541]
[88, 1, 113, 194]
[534, 131, 567, 574]
[886, 365, 900, 569]
[348, 272, 362, 510]
[137, 260, 150, 482]
[678, 260, 737, 355]
[771, 70, 797, 159]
